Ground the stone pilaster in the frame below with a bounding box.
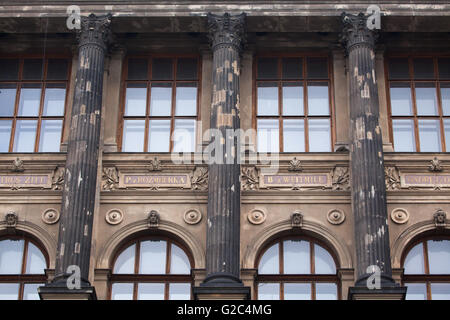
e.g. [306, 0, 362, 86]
[39, 14, 112, 300]
[341, 12, 406, 300]
[193, 12, 250, 300]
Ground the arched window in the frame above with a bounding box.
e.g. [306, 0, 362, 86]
[110, 237, 192, 300]
[0, 237, 48, 300]
[403, 237, 450, 300]
[256, 237, 339, 300]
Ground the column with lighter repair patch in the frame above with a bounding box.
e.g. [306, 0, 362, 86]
[341, 12, 406, 300]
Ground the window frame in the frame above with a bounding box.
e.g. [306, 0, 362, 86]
[252, 53, 336, 153]
[385, 54, 450, 152]
[401, 235, 450, 300]
[0, 235, 49, 300]
[254, 235, 341, 300]
[109, 235, 194, 300]
[0, 54, 71, 153]
[118, 54, 202, 153]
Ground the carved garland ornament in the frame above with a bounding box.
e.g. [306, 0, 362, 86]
[331, 166, 350, 191]
[190, 167, 208, 190]
[102, 167, 119, 191]
[385, 166, 401, 191]
[241, 167, 259, 190]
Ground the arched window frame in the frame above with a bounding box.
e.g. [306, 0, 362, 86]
[255, 235, 340, 300]
[402, 235, 450, 300]
[109, 235, 194, 300]
[0, 235, 49, 300]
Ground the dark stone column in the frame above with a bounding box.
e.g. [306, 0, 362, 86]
[39, 14, 112, 300]
[341, 12, 406, 299]
[193, 12, 250, 300]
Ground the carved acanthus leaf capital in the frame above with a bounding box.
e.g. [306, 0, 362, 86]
[340, 12, 378, 53]
[77, 13, 113, 51]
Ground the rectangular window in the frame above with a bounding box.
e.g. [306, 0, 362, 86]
[255, 55, 332, 152]
[121, 56, 200, 152]
[387, 56, 450, 152]
[0, 57, 69, 152]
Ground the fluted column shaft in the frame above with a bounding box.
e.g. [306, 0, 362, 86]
[341, 12, 395, 287]
[53, 14, 112, 286]
[204, 12, 246, 284]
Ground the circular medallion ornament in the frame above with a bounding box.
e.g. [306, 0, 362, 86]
[105, 209, 124, 225]
[183, 209, 202, 225]
[391, 208, 409, 224]
[327, 209, 345, 225]
[42, 208, 60, 225]
[247, 209, 266, 225]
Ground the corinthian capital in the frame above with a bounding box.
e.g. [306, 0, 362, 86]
[340, 12, 378, 52]
[77, 13, 113, 51]
[207, 12, 246, 52]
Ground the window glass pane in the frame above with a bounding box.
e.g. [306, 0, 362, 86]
[18, 85, 41, 116]
[418, 119, 441, 152]
[177, 58, 197, 80]
[13, 120, 37, 152]
[427, 240, 450, 274]
[257, 283, 279, 300]
[47, 59, 68, 80]
[388, 58, 410, 79]
[23, 283, 44, 300]
[175, 83, 197, 116]
[390, 84, 413, 116]
[413, 58, 434, 79]
[137, 283, 165, 300]
[257, 83, 278, 116]
[39, 120, 63, 152]
[173, 119, 196, 153]
[438, 58, 450, 79]
[441, 84, 450, 115]
[22, 59, 43, 80]
[113, 244, 136, 274]
[43, 85, 66, 116]
[149, 83, 171, 116]
[122, 120, 145, 152]
[152, 58, 173, 80]
[405, 283, 427, 300]
[111, 283, 134, 300]
[139, 240, 167, 274]
[392, 119, 416, 152]
[0, 120, 12, 152]
[308, 119, 331, 152]
[25, 242, 46, 274]
[170, 244, 190, 274]
[430, 283, 450, 300]
[0, 239, 24, 274]
[259, 244, 279, 274]
[415, 83, 438, 115]
[257, 58, 278, 79]
[314, 244, 336, 274]
[282, 82, 303, 116]
[0, 84, 17, 116]
[125, 85, 147, 116]
[283, 240, 310, 274]
[0, 59, 19, 80]
[316, 283, 337, 300]
[307, 83, 329, 115]
[0, 283, 19, 300]
[257, 119, 279, 153]
[169, 283, 191, 300]
[283, 119, 305, 152]
[444, 119, 450, 151]
[307, 57, 328, 79]
[148, 119, 171, 152]
[404, 242, 424, 274]
[127, 59, 148, 80]
[284, 283, 311, 300]
[282, 58, 302, 79]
